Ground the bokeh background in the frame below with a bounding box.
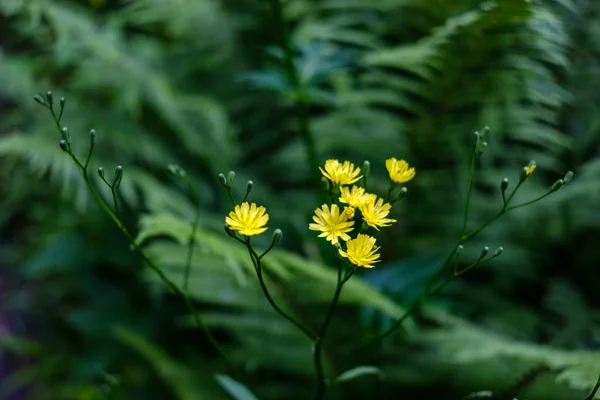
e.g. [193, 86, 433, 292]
[1, 0, 600, 399]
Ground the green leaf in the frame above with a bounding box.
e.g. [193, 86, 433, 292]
[215, 374, 259, 400]
[333, 366, 385, 384]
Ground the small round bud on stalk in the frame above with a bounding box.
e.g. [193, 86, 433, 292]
[478, 246, 490, 261]
[395, 187, 408, 202]
[59, 97, 66, 110]
[226, 171, 236, 187]
[245, 180, 254, 196]
[321, 177, 330, 191]
[89, 129, 96, 146]
[34, 95, 46, 106]
[224, 224, 236, 238]
[456, 245, 464, 256]
[519, 160, 536, 182]
[334, 242, 343, 259]
[550, 179, 564, 193]
[563, 170, 574, 184]
[61, 127, 70, 143]
[167, 164, 180, 176]
[218, 173, 227, 186]
[271, 229, 283, 247]
[59, 140, 68, 152]
[493, 246, 504, 257]
[113, 165, 123, 187]
[98, 167, 105, 179]
[46, 91, 54, 108]
[362, 160, 370, 178]
[473, 131, 480, 146]
[501, 177, 509, 193]
[480, 141, 488, 153]
[481, 126, 490, 136]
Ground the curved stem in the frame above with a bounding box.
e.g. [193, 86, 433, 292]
[110, 186, 121, 219]
[183, 178, 202, 291]
[313, 262, 353, 400]
[246, 239, 316, 339]
[461, 150, 477, 235]
[586, 374, 600, 400]
[46, 108, 232, 371]
[268, 0, 319, 176]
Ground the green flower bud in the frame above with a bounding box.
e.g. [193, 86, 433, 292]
[224, 224, 236, 238]
[456, 245, 464, 255]
[61, 127, 70, 143]
[34, 95, 46, 106]
[113, 165, 123, 187]
[245, 180, 254, 196]
[271, 228, 283, 247]
[563, 170, 574, 184]
[362, 160, 370, 178]
[98, 167, 105, 179]
[550, 179, 564, 193]
[59, 97, 66, 111]
[473, 131, 480, 146]
[59, 140, 68, 152]
[167, 164, 180, 176]
[89, 129, 96, 146]
[218, 173, 227, 186]
[501, 177, 509, 193]
[226, 171, 236, 187]
[395, 187, 408, 201]
[321, 177, 330, 191]
[46, 91, 54, 108]
[493, 246, 504, 257]
[478, 246, 490, 261]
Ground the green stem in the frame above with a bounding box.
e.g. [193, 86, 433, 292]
[46, 109, 232, 371]
[313, 262, 353, 400]
[183, 178, 202, 292]
[586, 374, 600, 400]
[461, 150, 477, 236]
[110, 186, 121, 219]
[246, 239, 316, 339]
[268, 0, 319, 176]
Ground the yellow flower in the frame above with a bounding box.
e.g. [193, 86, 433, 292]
[386, 158, 415, 184]
[225, 202, 269, 236]
[343, 206, 355, 219]
[320, 159, 362, 186]
[359, 195, 396, 230]
[524, 163, 536, 176]
[339, 185, 371, 207]
[338, 234, 381, 268]
[309, 204, 354, 244]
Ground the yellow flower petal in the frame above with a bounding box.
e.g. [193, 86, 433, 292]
[359, 195, 396, 230]
[308, 203, 354, 244]
[225, 202, 269, 236]
[338, 234, 381, 268]
[320, 159, 362, 186]
[386, 158, 415, 184]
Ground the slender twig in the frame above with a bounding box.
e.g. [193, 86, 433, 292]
[183, 177, 202, 291]
[246, 239, 316, 339]
[586, 373, 600, 400]
[110, 187, 121, 219]
[44, 105, 232, 370]
[268, 0, 319, 176]
[313, 262, 354, 400]
[461, 149, 477, 236]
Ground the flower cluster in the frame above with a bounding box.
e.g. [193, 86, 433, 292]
[309, 158, 415, 268]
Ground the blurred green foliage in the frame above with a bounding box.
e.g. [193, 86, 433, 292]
[1, 0, 600, 399]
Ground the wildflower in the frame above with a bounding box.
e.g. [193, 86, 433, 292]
[338, 234, 381, 268]
[339, 185, 370, 207]
[343, 206, 355, 219]
[309, 204, 354, 244]
[225, 202, 269, 236]
[386, 158, 415, 184]
[320, 159, 362, 186]
[359, 195, 396, 230]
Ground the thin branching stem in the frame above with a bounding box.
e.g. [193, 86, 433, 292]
[586, 373, 600, 400]
[183, 177, 202, 291]
[461, 149, 477, 236]
[44, 105, 233, 371]
[246, 239, 316, 339]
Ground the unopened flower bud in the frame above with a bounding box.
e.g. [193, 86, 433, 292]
[493, 246, 504, 257]
[226, 171, 236, 187]
[271, 229, 283, 246]
[473, 131, 480, 146]
[362, 160, 370, 178]
[321, 177, 330, 191]
[98, 167, 105, 179]
[334, 242, 343, 258]
[478, 246, 490, 261]
[395, 187, 408, 201]
[500, 177, 509, 193]
[563, 170, 574, 184]
[550, 179, 564, 193]
[245, 180, 254, 196]
[89, 129, 96, 146]
[519, 160, 536, 182]
[113, 165, 123, 187]
[59, 97, 66, 110]
[61, 127, 70, 143]
[34, 95, 46, 106]
[224, 224, 236, 238]
[456, 245, 464, 255]
[167, 164, 180, 176]
[218, 173, 227, 186]
[59, 140, 68, 152]
[46, 91, 54, 108]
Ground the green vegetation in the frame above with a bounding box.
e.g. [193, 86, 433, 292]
[1, 0, 600, 399]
